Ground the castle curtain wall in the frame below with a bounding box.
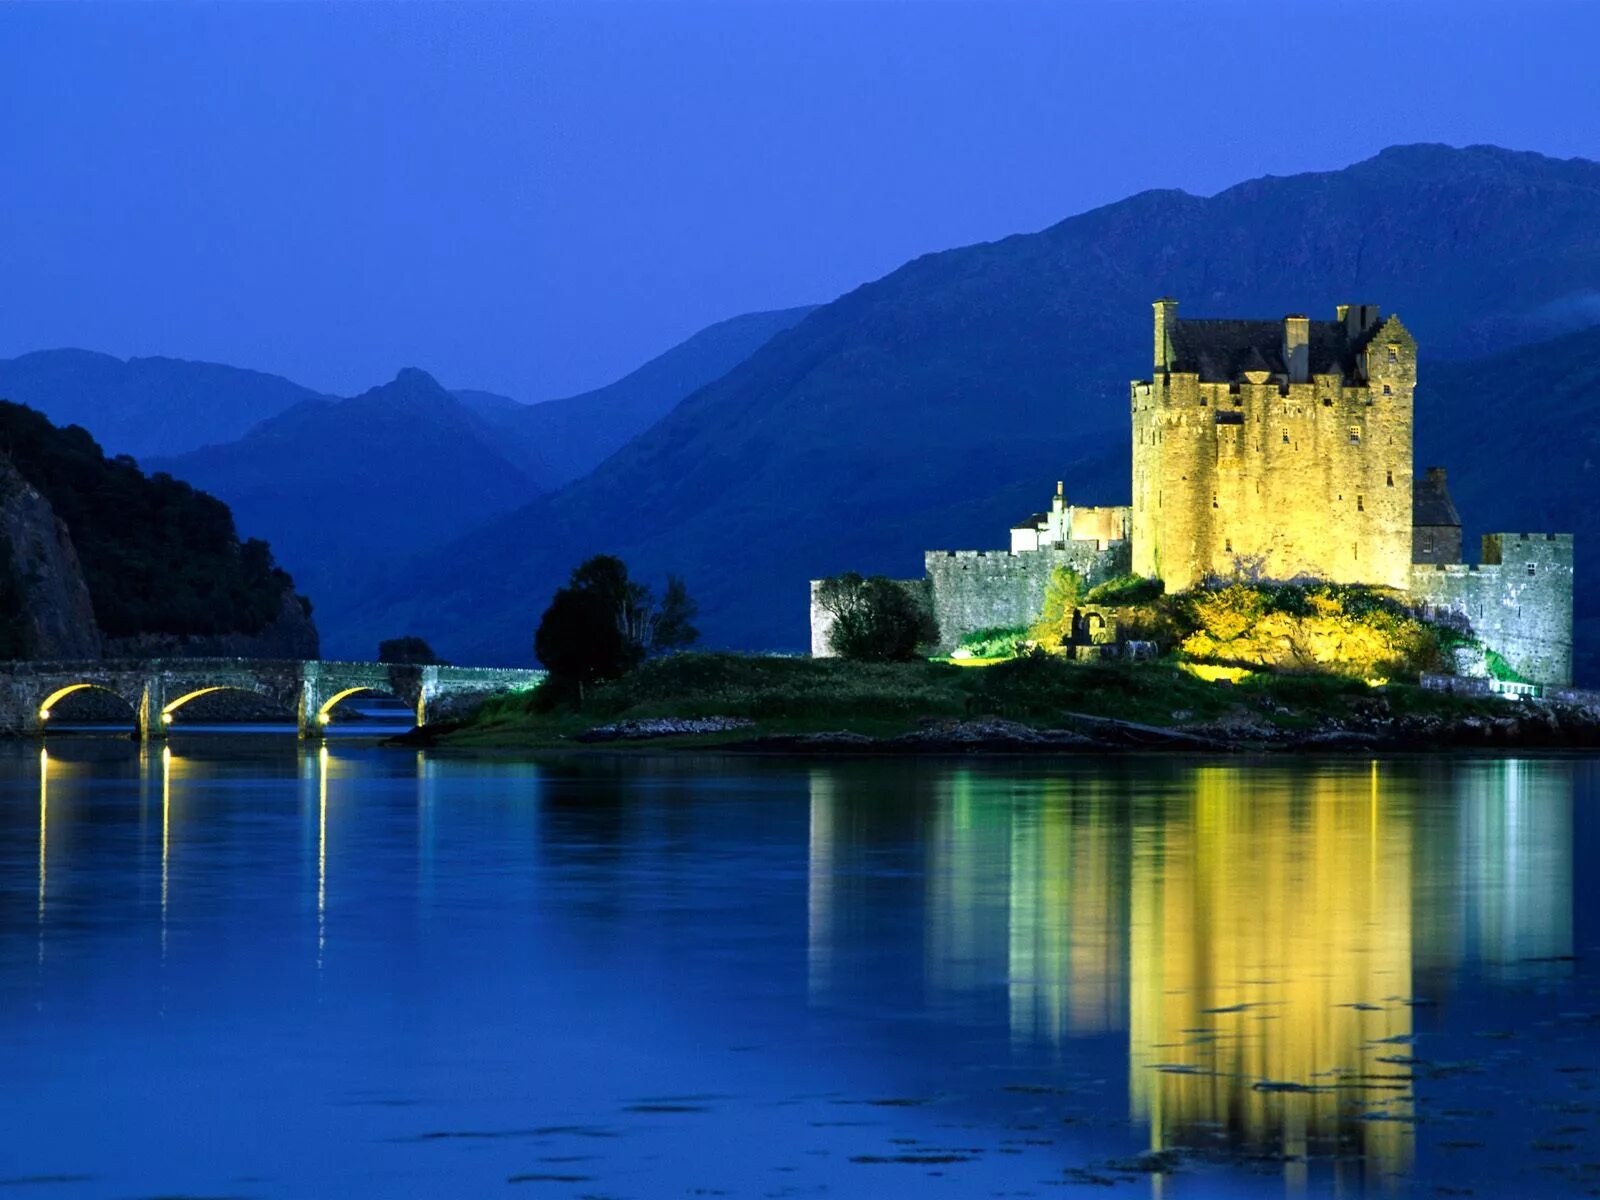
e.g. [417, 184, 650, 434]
[1410, 534, 1575, 686]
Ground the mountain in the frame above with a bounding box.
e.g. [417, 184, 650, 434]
[151, 369, 540, 627]
[0, 400, 314, 659]
[457, 306, 816, 487]
[342, 144, 1600, 666]
[1421, 324, 1600, 682]
[0, 349, 323, 460]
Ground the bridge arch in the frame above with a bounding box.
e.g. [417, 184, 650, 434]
[38, 682, 138, 723]
[160, 684, 288, 728]
[314, 685, 408, 727]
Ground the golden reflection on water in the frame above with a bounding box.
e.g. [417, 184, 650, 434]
[808, 758, 1575, 1187]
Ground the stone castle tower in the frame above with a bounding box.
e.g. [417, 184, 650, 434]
[1131, 300, 1416, 592]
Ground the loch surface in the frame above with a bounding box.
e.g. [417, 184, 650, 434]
[2, 742, 1598, 1198]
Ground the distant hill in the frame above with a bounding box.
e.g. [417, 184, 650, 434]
[151, 369, 541, 616]
[0, 349, 323, 460]
[457, 306, 816, 487]
[0, 400, 313, 658]
[340, 144, 1600, 665]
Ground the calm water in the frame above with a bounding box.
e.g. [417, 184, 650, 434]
[3, 742, 1598, 1198]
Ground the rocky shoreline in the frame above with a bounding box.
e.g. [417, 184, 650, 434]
[410, 699, 1600, 755]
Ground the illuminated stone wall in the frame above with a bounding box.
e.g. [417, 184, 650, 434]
[923, 543, 1129, 654]
[1410, 533, 1575, 685]
[1131, 310, 1415, 593]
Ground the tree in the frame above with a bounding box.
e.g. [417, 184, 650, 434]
[815, 572, 937, 662]
[534, 556, 701, 689]
[1026, 565, 1086, 648]
[378, 635, 446, 665]
[534, 587, 632, 689]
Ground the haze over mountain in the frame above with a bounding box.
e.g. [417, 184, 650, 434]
[460, 306, 815, 488]
[150, 368, 541, 614]
[0, 349, 324, 460]
[343, 144, 1600, 670]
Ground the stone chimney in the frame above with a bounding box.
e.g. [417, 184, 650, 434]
[1283, 315, 1310, 383]
[1339, 303, 1381, 337]
[1153, 298, 1178, 371]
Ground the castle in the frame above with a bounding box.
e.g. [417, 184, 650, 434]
[811, 299, 1575, 686]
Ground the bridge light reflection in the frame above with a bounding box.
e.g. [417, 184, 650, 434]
[317, 744, 329, 965]
[37, 748, 48, 959]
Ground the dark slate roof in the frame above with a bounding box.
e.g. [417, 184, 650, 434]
[1413, 469, 1462, 527]
[1169, 318, 1375, 382]
[1011, 511, 1049, 530]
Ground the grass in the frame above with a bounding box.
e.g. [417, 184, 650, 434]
[433, 651, 1507, 749]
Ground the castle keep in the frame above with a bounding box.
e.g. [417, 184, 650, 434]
[810, 300, 1575, 686]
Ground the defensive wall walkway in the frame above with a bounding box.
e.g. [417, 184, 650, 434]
[0, 658, 546, 739]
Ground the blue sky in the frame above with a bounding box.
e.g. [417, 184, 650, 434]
[2, 1, 1598, 401]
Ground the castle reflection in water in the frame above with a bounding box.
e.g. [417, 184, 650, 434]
[807, 759, 1574, 1185]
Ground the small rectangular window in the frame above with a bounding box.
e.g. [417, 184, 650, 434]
[1386, 470, 1394, 487]
[1382, 384, 1393, 396]
[1357, 495, 1364, 512]
[1349, 426, 1361, 444]
[1527, 562, 1538, 577]
[1224, 538, 1233, 554]
[1387, 344, 1399, 362]
[1281, 428, 1290, 444]
[1422, 532, 1435, 553]
[1212, 494, 1218, 508]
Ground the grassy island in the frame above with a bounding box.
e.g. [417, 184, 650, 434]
[414, 650, 1599, 753]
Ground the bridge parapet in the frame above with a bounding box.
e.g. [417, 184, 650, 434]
[0, 658, 546, 739]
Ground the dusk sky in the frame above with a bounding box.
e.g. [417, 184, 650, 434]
[3, 1, 1598, 402]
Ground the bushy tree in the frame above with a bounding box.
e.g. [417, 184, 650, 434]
[534, 556, 700, 691]
[815, 572, 937, 662]
[1026, 566, 1086, 649]
[378, 635, 446, 665]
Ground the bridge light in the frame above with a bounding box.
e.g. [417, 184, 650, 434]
[162, 712, 173, 725]
[318, 711, 331, 724]
[38, 708, 50, 721]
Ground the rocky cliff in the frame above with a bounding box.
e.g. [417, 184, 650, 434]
[0, 454, 100, 659]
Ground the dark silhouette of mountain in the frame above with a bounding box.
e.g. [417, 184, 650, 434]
[0, 400, 314, 659]
[151, 368, 540, 615]
[456, 306, 816, 487]
[1421, 325, 1600, 683]
[0, 349, 324, 461]
[341, 144, 1600, 666]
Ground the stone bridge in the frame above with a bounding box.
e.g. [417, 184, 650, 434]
[0, 658, 546, 739]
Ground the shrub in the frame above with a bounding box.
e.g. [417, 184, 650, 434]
[1025, 566, 1085, 649]
[815, 573, 938, 662]
[1083, 574, 1164, 606]
[1177, 582, 1440, 679]
[956, 625, 1028, 659]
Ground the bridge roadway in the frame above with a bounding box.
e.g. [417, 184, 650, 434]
[0, 658, 546, 739]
